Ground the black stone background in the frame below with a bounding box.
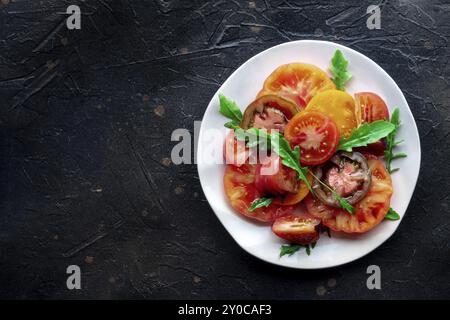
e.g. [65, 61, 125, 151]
[0, 0, 449, 299]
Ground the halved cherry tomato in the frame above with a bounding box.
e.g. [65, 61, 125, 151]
[273, 172, 313, 206]
[306, 159, 393, 233]
[255, 155, 299, 196]
[240, 95, 299, 132]
[355, 92, 389, 124]
[224, 164, 294, 222]
[223, 130, 251, 166]
[284, 111, 340, 166]
[257, 63, 336, 109]
[305, 90, 358, 137]
[272, 215, 321, 245]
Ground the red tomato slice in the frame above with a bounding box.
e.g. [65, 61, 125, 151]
[304, 194, 335, 220]
[223, 164, 294, 222]
[272, 215, 321, 245]
[255, 155, 299, 196]
[306, 159, 393, 233]
[355, 92, 389, 124]
[284, 111, 340, 166]
[354, 140, 386, 157]
[354, 92, 389, 155]
[223, 130, 252, 166]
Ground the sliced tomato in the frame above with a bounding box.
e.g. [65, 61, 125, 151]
[273, 172, 312, 206]
[255, 155, 299, 196]
[223, 130, 251, 166]
[354, 92, 389, 155]
[272, 215, 321, 245]
[355, 92, 389, 124]
[306, 159, 393, 233]
[305, 90, 358, 137]
[224, 164, 294, 222]
[354, 140, 386, 157]
[358, 152, 379, 161]
[284, 111, 340, 166]
[240, 95, 299, 132]
[257, 63, 336, 109]
[304, 194, 335, 220]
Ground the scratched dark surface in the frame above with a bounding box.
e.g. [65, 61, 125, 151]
[0, 0, 449, 299]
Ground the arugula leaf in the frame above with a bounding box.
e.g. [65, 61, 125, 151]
[280, 243, 315, 257]
[310, 171, 354, 214]
[391, 152, 407, 159]
[333, 193, 354, 214]
[248, 197, 273, 212]
[219, 94, 243, 123]
[391, 106, 400, 127]
[329, 50, 352, 90]
[385, 108, 407, 173]
[224, 120, 240, 130]
[270, 132, 312, 191]
[232, 127, 270, 150]
[280, 244, 302, 257]
[385, 207, 400, 221]
[320, 225, 331, 238]
[338, 120, 395, 152]
[305, 244, 311, 256]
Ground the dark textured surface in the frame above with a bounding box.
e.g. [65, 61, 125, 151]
[0, 0, 449, 299]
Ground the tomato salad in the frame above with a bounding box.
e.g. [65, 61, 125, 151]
[219, 50, 406, 257]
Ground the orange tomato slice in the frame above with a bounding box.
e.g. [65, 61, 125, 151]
[305, 90, 358, 137]
[273, 172, 313, 206]
[257, 63, 336, 109]
[223, 164, 294, 222]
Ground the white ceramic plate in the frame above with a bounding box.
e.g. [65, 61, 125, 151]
[197, 40, 421, 269]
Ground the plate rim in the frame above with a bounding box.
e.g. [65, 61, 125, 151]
[197, 40, 422, 269]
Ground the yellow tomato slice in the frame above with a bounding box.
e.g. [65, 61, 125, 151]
[257, 63, 336, 109]
[305, 90, 358, 137]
